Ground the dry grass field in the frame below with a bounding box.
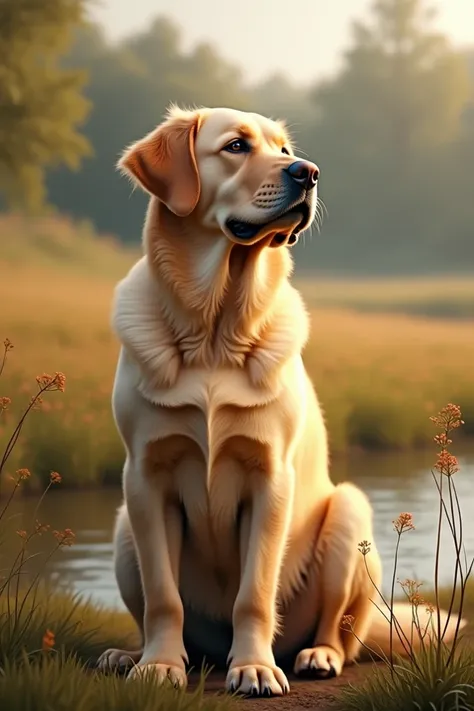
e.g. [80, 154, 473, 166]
[1, 214, 474, 488]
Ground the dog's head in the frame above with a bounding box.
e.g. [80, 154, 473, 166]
[119, 105, 319, 248]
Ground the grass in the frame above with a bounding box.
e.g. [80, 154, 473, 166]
[0, 591, 137, 667]
[0, 393, 472, 711]
[0, 213, 136, 278]
[300, 275, 474, 319]
[337, 407, 474, 711]
[0, 656, 235, 711]
[338, 646, 474, 711]
[0, 593, 235, 711]
[1, 213, 474, 490]
[0, 352, 237, 711]
[0, 656, 236, 711]
[1, 236, 474, 708]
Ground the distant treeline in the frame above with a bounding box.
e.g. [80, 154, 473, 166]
[4, 1, 474, 274]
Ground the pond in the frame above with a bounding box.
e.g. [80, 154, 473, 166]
[3, 446, 474, 610]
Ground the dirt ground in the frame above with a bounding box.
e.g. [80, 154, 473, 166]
[193, 661, 374, 710]
[193, 625, 473, 711]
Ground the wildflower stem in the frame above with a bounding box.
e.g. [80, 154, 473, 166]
[32, 482, 53, 529]
[431, 472, 456, 540]
[343, 624, 390, 665]
[434, 468, 443, 656]
[17, 543, 63, 625]
[0, 394, 42, 475]
[0, 374, 65, 477]
[0, 551, 43, 596]
[442, 475, 463, 641]
[5, 530, 38, 631]
[389, 532, 402, 667]
[0, 480, 21, 524]
[362, 556, 414, 662]
[446, 485, 472, 666]
[0, 341, 11, 378]
[14, 542, 26, 626]
[10, 480, 54, 628]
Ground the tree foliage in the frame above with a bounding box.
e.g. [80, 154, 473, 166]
[47, 16, 251, 240]
[0, 0, 91, 209]
[4, 0, 472, 273]
[308, 0, 472, 271]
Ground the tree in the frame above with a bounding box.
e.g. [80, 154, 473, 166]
[249, 73, 317, 148]
[38, 5, 473, 273]
[47, 17, 252, 241]
[0, 0, 91, 209]
[306, 0, 471, 272]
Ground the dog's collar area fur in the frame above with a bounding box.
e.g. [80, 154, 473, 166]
[112, 199, 309, 398]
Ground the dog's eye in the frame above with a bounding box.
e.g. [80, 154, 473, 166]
[223, 138, 251, 154]
[281, 147, 290, 155]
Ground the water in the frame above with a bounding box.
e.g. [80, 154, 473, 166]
[3, 447, 474, 609]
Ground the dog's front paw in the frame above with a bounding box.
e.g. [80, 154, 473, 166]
[294, 645, 344, 679]
[226, 664, 290, 696]
[127, 662, 187, 688]
[97, 647, 142, 673]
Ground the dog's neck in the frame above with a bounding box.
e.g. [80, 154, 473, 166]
[113, 197, 306, 390]
[143, 198, 292, 335]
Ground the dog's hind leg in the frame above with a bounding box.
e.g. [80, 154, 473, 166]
[97, 504, 144, 673]
[293, 483, 381, 679]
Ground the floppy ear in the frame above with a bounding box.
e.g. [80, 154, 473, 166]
[118, 109, 202, 217]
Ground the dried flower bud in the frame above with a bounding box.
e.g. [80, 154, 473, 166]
[42, 629, 55, 651]
[358, 540, 371, 556]
[341, 614, 355, 629]
[53, 528, 75, 547]
[16, 468, 31, 481]
[0, 396, 11, 411]
[435, 449, 459, 477]
[393, 513, 415, 534]
[430, 403, 464, 432]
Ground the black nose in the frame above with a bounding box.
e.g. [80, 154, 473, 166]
[285, 160, 319, 191]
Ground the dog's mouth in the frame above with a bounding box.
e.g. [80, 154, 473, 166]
[225, 200, 311, 248]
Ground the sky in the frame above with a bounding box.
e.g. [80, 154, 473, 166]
[90, 0, 474, 85]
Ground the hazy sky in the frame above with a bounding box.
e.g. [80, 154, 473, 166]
[90, 0, 473, 85]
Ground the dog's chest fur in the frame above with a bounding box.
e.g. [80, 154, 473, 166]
[112, 254, 303, 608]
[113, 352, 293, 609]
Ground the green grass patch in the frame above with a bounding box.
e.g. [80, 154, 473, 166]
[0, 655, 236, 711]
[337, 645, 474, 711]
[0, 591, 136, 667]
[0, 592, 236, 711]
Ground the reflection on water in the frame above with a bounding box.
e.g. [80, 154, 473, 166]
[2, 446, 474, 610]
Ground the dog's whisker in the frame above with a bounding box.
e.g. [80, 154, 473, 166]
[316, 197, 329, 221]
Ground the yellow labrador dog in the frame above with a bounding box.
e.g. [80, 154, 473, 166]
[98, 106, 460, 696]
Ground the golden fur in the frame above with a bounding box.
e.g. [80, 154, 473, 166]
[98, 106, 463, 696]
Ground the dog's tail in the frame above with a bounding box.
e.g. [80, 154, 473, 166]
[362, 602, 467, 658]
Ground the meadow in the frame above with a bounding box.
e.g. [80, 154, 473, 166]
[1, 214, 474, 490]
[301, 275, 474, 319]
[0, 588, 236, 711]
[0, 385, 472, 710]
